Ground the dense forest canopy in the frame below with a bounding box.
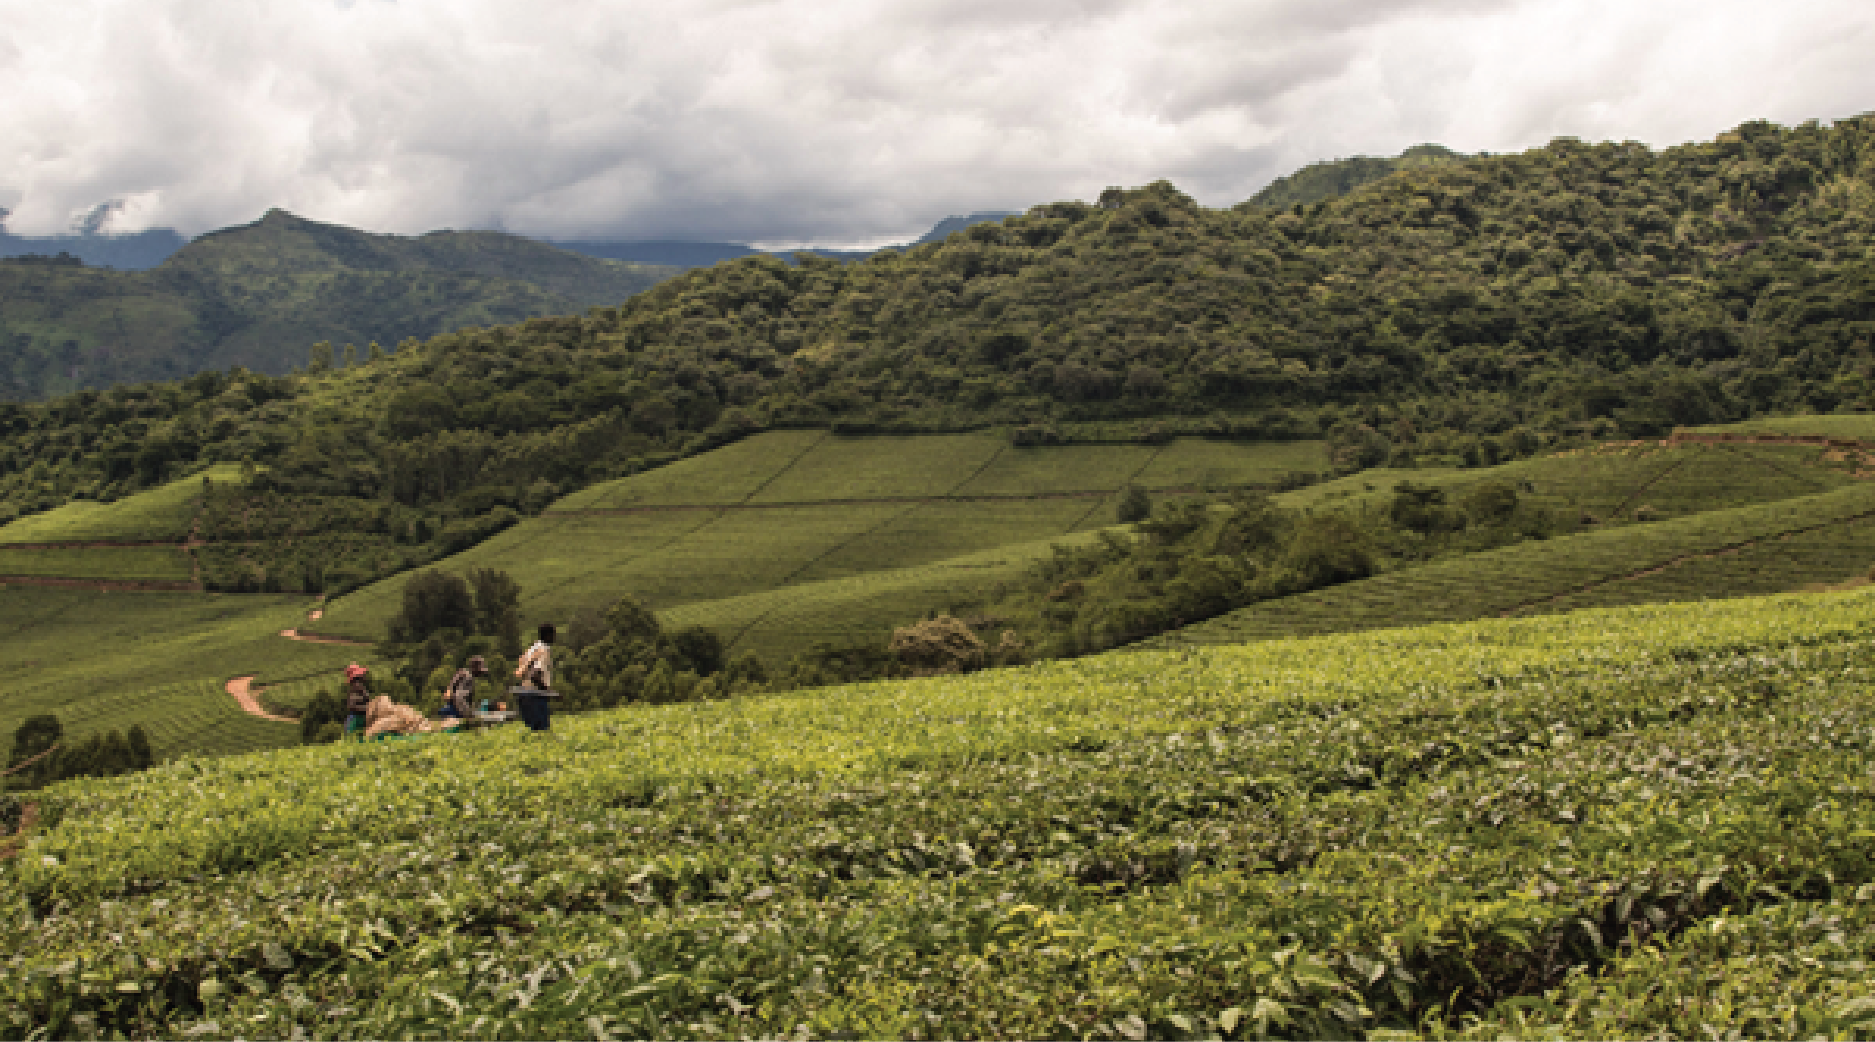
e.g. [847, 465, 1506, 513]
[1, 115, 1871, 597]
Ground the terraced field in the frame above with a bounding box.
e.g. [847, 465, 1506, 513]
[313, 434, 1327, 644]
[0, 546, 194, 585]
[0, 464, 239, 546]
[0, 466, 245, 588]
[0, 586, 360, 760]
[10, 420, 1875, 766]
[1163, 480, 1875, 646]
[662, 528, 1109, 663]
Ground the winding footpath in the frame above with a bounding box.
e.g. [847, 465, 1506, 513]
[224, 675, 297, 724]
[225, 607, 369, 723]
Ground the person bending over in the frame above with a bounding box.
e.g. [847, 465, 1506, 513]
[440, 655, 488, 730]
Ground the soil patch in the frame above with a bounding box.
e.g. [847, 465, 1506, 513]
[225, 675, 297, 724]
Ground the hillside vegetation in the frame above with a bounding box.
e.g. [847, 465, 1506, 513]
[4, 591, 1875, 1039]
[311, 432, 1325, 643]
[2, 409, 1871, 768]
[0, 210, 676, 399]
[2, 115, 1871, 606]
[1243, 144, 1470, 210]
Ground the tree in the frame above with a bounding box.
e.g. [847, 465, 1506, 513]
[6, 714, 61, 777]
[388, 570, 476, 644]
[1116, 485, 1153, 524]
[672, 626, 725, 677]
[467, 567, 523, 655]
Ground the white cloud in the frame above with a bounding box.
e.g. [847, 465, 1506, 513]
[0, 0, 1868, 242]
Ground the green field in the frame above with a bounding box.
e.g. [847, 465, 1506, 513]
[5, 591, 1874, 1039]
[662, 527, 1110, 662]
[315, 435, 1325, 645]
[1165, 480, 1875, 646]
[0, 464, 239, 545]
[9, 420, 1874, 767]
[1687, 414, 1875, 438]
[1281, 441, 1852, 520]
[0, 546, 194, 583]
[0, 586, 363, 760]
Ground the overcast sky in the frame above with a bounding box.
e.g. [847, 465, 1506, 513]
[1, 0, 1870, 246]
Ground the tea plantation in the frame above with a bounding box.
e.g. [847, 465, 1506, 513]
[5, 590, 1875, 1039]
[310, 432, 1326, 643]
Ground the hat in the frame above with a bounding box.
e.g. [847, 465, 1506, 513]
[344, 663, 368, 681]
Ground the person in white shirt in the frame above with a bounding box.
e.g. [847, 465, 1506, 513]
[513, 623, 558, 731]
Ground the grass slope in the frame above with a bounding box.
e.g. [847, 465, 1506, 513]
[661, 526, 1111, 663]
[4, 591, 1873, 1039]
[0, 587, 363, 760]
[0, 464, 239, 545]
[315, 434, 1326, 646]
[1166, 480, 1875, 646]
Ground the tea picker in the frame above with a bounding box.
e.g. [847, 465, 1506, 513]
[512, 623, 560, 731]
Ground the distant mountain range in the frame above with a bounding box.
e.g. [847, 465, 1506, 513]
[546, 212, 1021, 267]
[0, 210, 677, 398]
[0, 145, 1453, 400]
[0, 210, 1023, 272]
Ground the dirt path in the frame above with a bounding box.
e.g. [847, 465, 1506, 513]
[278, 627, 369, 646]
[225, 675, 297, 723]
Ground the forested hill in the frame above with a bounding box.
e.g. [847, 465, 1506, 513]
[0, 211, 677, 399]
[1245, 143, 1469, 210]
[1, 115, 1871, 596]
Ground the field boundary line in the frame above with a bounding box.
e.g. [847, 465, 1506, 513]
[0, 539, 192, 549]
[0, 575, 199, 592]
[722, 499, 934, 653]
[735, 428, 830, 505]
[946, 440, 1010, 497]
[1502, 505, 1875, 616]
[547, 487, 1275, 517]
[1605, 454, 1689, 520]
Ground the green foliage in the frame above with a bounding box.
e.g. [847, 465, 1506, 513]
[0, 587, 362, 763]
[2, 593, 1874, 1037]
[1115, 484, 1152, 524]
[1169, 476, 1875, 646]
[313, 433, 1324, 656]
[558, 594, 742, 709]
[1246, 143, 1469, 210]
[5, 714, 154, 790]
[8, 115, 1875, 611]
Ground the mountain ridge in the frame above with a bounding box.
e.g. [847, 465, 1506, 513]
[0, 212, 678, 398]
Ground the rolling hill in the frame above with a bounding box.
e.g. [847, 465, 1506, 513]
[2, 114, 1874, 767]
[6, 414, 1874, 766]
[0, 210, 678, 399]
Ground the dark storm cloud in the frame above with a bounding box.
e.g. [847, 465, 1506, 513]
[0, 0, 1869, 244]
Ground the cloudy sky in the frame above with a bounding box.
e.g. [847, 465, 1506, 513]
[1, 0, 1870, 246]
